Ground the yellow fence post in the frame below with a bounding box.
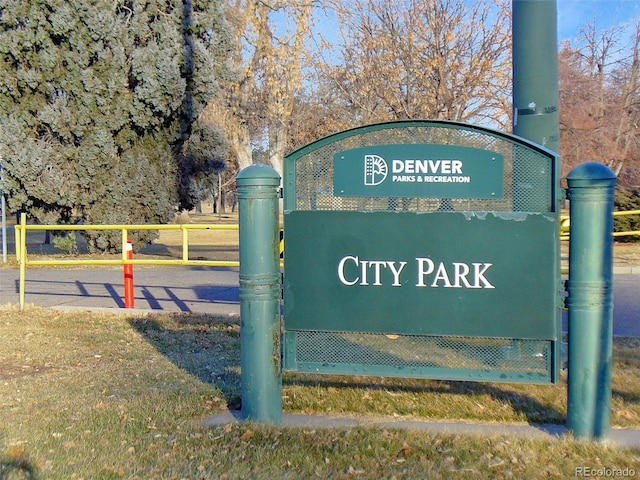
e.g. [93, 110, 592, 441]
[19, 213, 27, 310]
[121, 228, 128, 261]
[14, 222, 20, 260]
[182, 225, 189, 263]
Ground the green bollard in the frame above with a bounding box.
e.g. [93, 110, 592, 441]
[566, 162, 617, 441]
[237, 164, 283, 424]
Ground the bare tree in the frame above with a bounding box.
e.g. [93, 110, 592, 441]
[309, 0, 512, 129]
[209, 0, 314, 177]
[610, 22, 640, 181]
[559, 21, 640, 186]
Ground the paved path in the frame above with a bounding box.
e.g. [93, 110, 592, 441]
[605, 274, 640, 337]
[1, 267, 637, 336]
[0, 266, 241, 315]
[560, 273, 639, 338]
[204, 411, 640, 450]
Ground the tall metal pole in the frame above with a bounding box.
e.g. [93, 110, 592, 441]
[512, 0, 560, 154]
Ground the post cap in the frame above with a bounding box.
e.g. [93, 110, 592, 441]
[566, 162, 617, 188]
[236, 164, 281, 187]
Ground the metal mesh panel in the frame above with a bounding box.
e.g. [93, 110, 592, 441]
[293, 125, 552, 213]
[288, 330, 551, 381]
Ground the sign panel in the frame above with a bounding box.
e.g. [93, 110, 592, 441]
[283, 210, 558, 340]
[334, 144, 504, 199]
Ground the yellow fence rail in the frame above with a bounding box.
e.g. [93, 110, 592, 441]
[560, 209, 640, 241]
[15, 213, 240, 309]
[13, 209, 639, 308]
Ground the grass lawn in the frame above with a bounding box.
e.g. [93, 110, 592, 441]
[0, 306, 638, 479]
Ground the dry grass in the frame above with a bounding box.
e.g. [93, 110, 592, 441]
[0, 307, 638, 479]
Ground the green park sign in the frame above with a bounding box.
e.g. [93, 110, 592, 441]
[284, 210, 556, 339]
[282, 120, 562, 384]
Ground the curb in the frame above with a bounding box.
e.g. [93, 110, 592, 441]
[613, 265, 640, 274]
[202, 411, 640, 449]
[48, 305, 240, 316]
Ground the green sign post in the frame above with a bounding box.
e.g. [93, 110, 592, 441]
[282, 120, 562, 384]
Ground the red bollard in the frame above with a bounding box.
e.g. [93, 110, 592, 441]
[124, 239, 134, 308]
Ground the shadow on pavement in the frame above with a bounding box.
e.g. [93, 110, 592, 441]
[11, 277, 239, 313]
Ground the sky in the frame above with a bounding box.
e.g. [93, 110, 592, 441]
[558, 0, 640, 41]
[308, 1, 640, 51]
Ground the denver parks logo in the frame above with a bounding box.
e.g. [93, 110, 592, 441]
[333, 145, 503, 199]
[364, 153, 470, 186]
[364, 155, 388, 186]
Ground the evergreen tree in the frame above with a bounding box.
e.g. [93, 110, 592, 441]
[0, 0, 231, 252]
[614, 186, 640, 243]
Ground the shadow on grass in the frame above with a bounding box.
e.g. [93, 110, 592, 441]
[612, 338, 640, 408]
[284, 376, 566, 425]
[1, 432, 38, 479]
[0, 457, 38, 479]
[281, 332, 566, 424]
[129, 313, 242, 409]
[613, 388, 640, 409]
[128, 312, 567, 423]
